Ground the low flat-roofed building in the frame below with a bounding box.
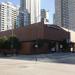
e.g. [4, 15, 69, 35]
[62, 27, 75, 43]
[0, 22, 73, 54]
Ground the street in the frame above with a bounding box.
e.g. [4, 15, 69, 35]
[0, 53, 75, 75]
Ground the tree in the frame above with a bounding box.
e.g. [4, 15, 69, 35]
[62, 39, 69, 52]
[0, 36, 7, 49]
[7, 36, 20, 49]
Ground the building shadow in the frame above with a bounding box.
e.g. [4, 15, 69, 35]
[0, 53, 75, 65]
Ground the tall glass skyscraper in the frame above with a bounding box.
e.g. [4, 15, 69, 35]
[20, 0, 40, 26]
[54, 0, 75, 31]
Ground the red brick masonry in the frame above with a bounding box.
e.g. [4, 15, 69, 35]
[0, 22, 70, 54]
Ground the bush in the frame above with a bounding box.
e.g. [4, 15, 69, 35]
[62, 39, 69, 52]
[0, 36, 7, 49]
[8, 36, 20, 49]
[0, 36, 20, 49]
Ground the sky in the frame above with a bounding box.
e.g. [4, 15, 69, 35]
[0, 0, 55, 24]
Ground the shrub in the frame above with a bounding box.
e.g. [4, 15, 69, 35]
[7, 36, 20, 49]
[0, 36, 7, 49]
[0, 36, 20, 49]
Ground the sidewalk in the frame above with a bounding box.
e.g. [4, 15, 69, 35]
[0, 53, 75, 75]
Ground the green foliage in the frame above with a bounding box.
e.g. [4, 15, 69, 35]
[48, 42, 56, 48]
[61, 39, 69, 52]
[8, 36, 20, 49]
[34, 39, 44, 48]
[0, 36, 7, 49]
[62, 40, 68, 49]
[0, 36, 20, 49]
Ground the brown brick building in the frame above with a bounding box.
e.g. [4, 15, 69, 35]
[0, 22, 71, 54]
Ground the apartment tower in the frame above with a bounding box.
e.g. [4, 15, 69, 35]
[0, 2, 19, 31]
[20, 0, 41, 26]
[55, 0, 75, 31]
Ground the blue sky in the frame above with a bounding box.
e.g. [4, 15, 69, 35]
[0, 0, 55, 24]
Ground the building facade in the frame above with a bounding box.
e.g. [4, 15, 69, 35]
[0, 2, 19, 31]
[19, 0, 41, 26]
[41, 9, 49, 24]
[54, 0, 75, 31]
[0, 22, 72, 54]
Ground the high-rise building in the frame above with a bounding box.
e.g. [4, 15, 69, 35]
[55, 0, 75, 31]
[41, 9, 49, 24]
[0, 2, 19, 31]
[20, 0, 41, 26]
[53, 13, 56, 24]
